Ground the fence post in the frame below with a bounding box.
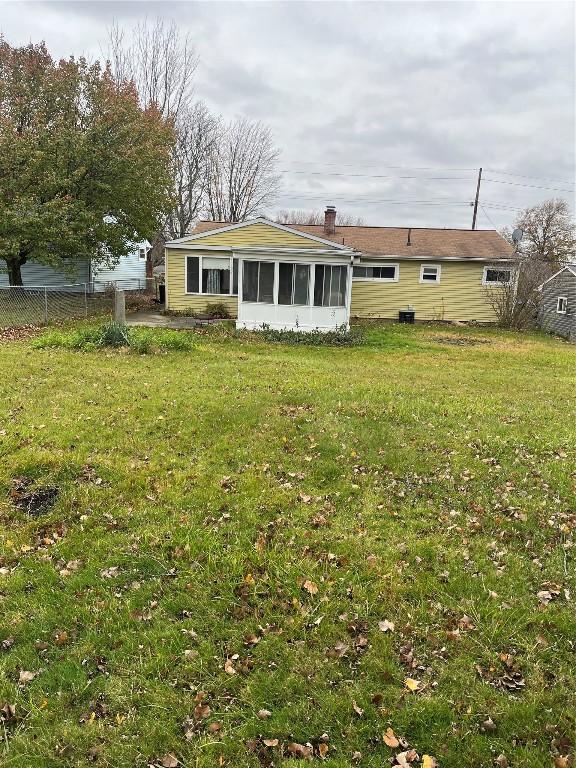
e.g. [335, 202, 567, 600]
[114, 288, 126, 325]
[44, 287, 48, 324]
[84, 283, 88, 318]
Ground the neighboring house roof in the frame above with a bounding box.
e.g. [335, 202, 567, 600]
[191, 219, 515, 261]
[538, 264, 576, 290]
[153, 264, 165, 275]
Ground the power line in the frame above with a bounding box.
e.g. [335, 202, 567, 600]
[283, 160, 575, 187]
[283, 161, 477, 172]
[280, 170, 473, 181]
[483, 178, 575, 193]
[485, 169, 575, 186]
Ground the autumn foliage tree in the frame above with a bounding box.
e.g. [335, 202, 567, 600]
[0, 39, 174, 285]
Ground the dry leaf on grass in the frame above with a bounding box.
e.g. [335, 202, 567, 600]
[302, 579, 318, 595]
[383, 728, 400, 748]
[160, 754, 179, 768]
[257, 709, 272, 719]
[18, 670, 37, 684]
[422, 756, 438, 768]
[404, 678, 421, 692]
[378, 619, 395, 633]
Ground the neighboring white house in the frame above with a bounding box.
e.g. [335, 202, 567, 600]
[0, 240, 151, 291]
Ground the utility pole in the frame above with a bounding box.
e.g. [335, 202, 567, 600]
[471, 167, 482, 230]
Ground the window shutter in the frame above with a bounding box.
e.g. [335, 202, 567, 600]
[187, 257, 199, 293]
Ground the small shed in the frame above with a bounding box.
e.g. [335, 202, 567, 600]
[538, 265, 576, 341]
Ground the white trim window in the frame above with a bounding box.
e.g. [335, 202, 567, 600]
[185, 255, 238, 296]
[483, 266, 513, 286]
[353, 263, 399, 282]
[419, 264, 441, 284]
[138, 248, 147, 261]
[557, 296, 568, 314]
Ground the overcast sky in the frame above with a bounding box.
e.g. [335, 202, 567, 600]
[1, 0, 574, 229]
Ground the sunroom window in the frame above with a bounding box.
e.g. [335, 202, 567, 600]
[278, 263, 310, 305]
[314, 265, 347, 307]
[242, 260, 275, 303]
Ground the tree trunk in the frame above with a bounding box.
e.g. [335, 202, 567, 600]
[6, 254, 27, 286]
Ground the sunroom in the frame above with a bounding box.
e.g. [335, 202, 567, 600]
[237, 256, 354, 331]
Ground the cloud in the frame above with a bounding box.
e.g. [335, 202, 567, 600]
[0, 0, 573, 228]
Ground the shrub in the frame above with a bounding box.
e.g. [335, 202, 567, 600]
[254, 323, 362, 347]
[99, 322, 131, 348]
[204, 302, 231, 319]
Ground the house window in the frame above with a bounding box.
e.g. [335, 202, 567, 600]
[202, 256, 230, 295]
[420, 264, 441, 284]
[186, 256, 200, 293]
[278, 263, 310, 305]
[483, 267, 512, 286]
[557, 296, 568, 314]
[353, 264, 398, 281]
[139, 248, 147, 261]
[242, 260, 275, 303]
[314, 265, 347, 307]
[186, 255, 238, 295]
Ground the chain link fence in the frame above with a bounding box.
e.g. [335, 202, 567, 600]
[0, 279, 154, 328]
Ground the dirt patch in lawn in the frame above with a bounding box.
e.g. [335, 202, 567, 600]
[9, 477, 60, 515]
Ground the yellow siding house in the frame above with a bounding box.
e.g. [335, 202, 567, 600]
[165, 207, 516, 330]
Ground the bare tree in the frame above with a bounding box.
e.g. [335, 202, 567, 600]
[483, 258, 552, 329]
[275, 209, 364, 226]
[206, 117, 280, 222]
[509, 198, 575, 266]
[108, 19, 197, 120]
[166, 102, 218, 240]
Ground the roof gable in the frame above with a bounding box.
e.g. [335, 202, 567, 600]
[167, 218, 350, 250]
[538, 265, 576, 290]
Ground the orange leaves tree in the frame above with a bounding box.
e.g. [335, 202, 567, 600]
[0, 39, 174, 284]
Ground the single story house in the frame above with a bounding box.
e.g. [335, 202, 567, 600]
[537, 264, 576, 341]
[164, 207, 516, 331]
[0, 240, 151, 292]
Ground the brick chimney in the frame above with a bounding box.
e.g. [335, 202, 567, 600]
[324, 205, 336, 236]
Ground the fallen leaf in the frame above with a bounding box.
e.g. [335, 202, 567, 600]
[378, 620, 395, 633]
[19, 670, 36, 684]
[352, 700, 364, 717]
[404, 678, 421, 692]
[54, 630, 68, 646]
[383, 727, 400, 748]
[263, 738, 279, 747]
[303, 579, 318, 595]
[183, 649, 198, 660]
[494, 755, 508, 768]
[224, 658, 236, 675]
[257, 709, 272, 719]
[395, 749, 419, 767]
[286, 742, 313, 758]
[422, 757, 438, 768]
[207, 721, 222, 733]
[160, 754, 179, 768]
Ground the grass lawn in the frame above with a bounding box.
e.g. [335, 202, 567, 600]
[0, 322, 574, 768]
